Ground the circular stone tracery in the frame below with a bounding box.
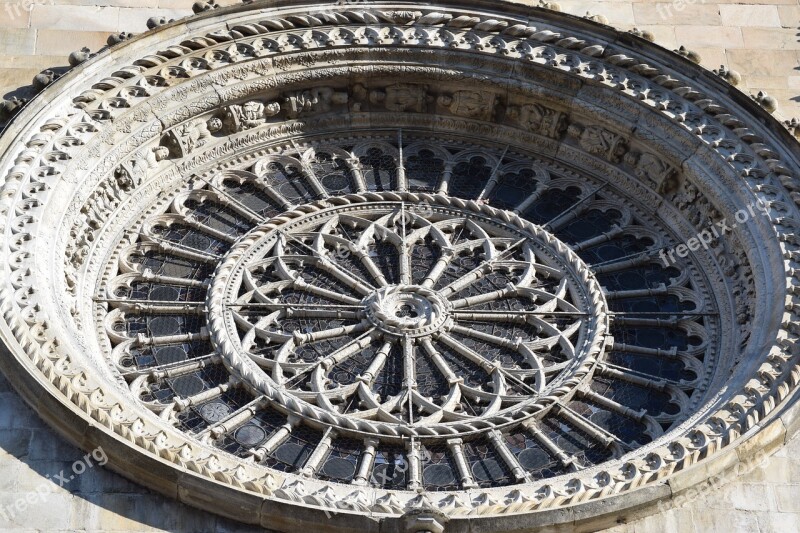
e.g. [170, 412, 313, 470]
[0, 0, 798, 530]
[208, 196, 608, 436]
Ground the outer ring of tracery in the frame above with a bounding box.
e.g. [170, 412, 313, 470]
[0, 0, 795, 530]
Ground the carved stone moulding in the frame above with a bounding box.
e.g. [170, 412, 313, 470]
[0, 1, 798, 532]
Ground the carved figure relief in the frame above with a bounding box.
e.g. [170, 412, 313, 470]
[568, 124, 628, 163]
[437, 90, 496, 120]
[507, 103, 568, 139]
[116, 146, 170, 186]
[624, 151, 680, 194]
[222, 100, 281, 131]
[283, 87, 348, 118]
[162, 120, 215, 157]
[369, 84, 430, 112]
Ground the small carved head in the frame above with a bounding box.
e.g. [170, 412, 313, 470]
[153, 146, 170, 162]
[265, 101, 282, 117]
[32, 70, 58, 92]
[115, 168, 135, 191]
[566, 123, 584, 138]
[207, 117, 224, 133]
[659, 172, 681, 196]
[352, 84, 368, 101]
[623, 151, 639, 167]
[147, 16, 170, 30]
[437, 95, 453, 107]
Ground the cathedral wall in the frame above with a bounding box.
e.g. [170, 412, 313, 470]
[0, 1, 798, 531]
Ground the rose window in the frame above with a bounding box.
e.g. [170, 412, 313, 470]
[0, 2, 796, 531]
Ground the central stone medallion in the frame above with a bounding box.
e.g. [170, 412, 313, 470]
[364, 285, 452, 337]
[207, 193, 608, 439]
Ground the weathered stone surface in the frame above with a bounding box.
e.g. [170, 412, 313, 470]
[719, 4, 782, 27]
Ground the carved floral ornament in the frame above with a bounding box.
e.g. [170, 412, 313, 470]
[0, 1, 798, 531]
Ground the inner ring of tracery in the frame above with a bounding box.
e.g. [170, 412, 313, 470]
[208, 197, 608, 435]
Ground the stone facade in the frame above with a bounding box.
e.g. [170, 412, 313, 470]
[0, 1, 799, 532]
[1, 0, 798, 118]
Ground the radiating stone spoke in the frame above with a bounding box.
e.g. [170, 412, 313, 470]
[278, 231, 375, 294]
[588, 248, 659, 270]
[543, 184, 606, 232]
[420, 248, 456, 288]
[358, 341, 394, 385]
[476, 146, 509, 201]
[102, 300, 205, 315]
[439, 238, 526, 297]
[142, 235, 223, 262]
[250, 176, 296, 210]
[291, 278, 363, 304]
[448, 324, 519, 350]
[552, 404, 628, 456]
[437, 333, 541, 397]
[167, 376, 237, 414]
[525, 422, 579, 471]
[596, 362, 683, 391]
[448, 286, 516, 310]
[195, 178, 266, 225]
[487, 429, 532, 482]
[397, 204, 412, 285]
[294, 155, 329, 199]
[120, 352, 217, 380]
[402, 336, 417, 424]
[196, 395, 265, 441]
[280, 330, 379, 387]
[570, 225, 627, 252]
[453, 310, 589, 320]
[352, 247, 391, 287]
[292, 321, 371, 345]
[419, 338, 460, 385]
[172, 214, 239, 244]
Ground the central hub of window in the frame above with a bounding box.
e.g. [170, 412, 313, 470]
[364, 285, 452, 337]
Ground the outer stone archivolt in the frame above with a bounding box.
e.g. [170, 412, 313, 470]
[0, 1, 797, 531]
